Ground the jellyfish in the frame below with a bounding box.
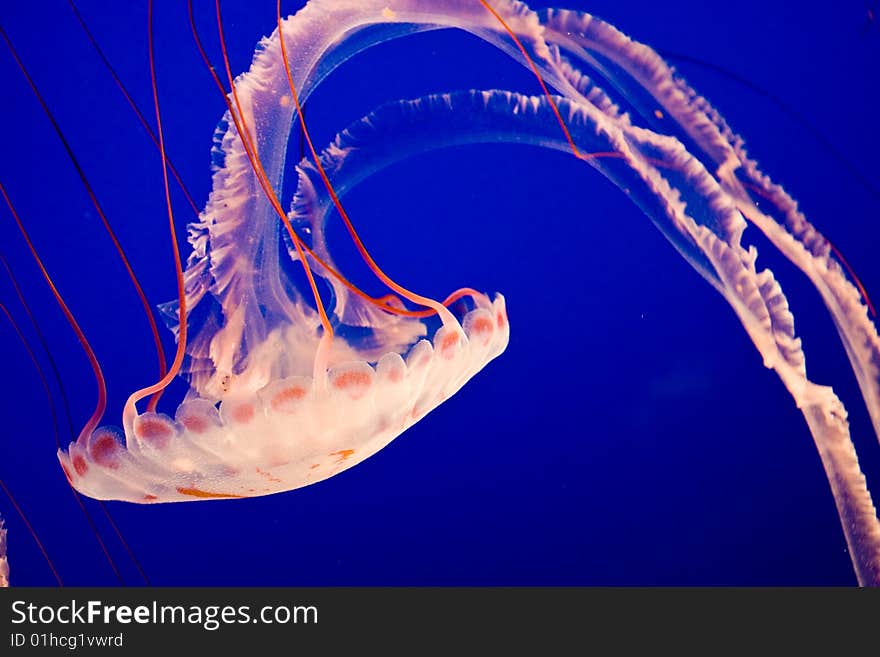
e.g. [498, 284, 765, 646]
[1, 1, 878, 585]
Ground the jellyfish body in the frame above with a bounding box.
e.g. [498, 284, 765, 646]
[60, 299, 508, 502]
[52, 0, 880, 583]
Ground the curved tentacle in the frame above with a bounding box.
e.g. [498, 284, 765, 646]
[284, 87, 880, 584]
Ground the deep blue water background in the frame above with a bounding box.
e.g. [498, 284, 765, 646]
[0, 0, 878, 585]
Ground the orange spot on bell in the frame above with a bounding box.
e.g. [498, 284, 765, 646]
[471, 316, 494, 345]
[181, 415, 209, 434]
[330, 449, 355, 463]
[309, 463, 321, 469]
[333, 371, 371, 389]
[177, 487, 242, 499]
[271, 386, 306, 410]
[256, 467, 281, 483]
[473, 317, 493, 333]
[231, 403, 255, 424]
[440, 331, 459, 356]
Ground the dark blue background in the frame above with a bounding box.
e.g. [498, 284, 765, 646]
[0, 1, 878, 585]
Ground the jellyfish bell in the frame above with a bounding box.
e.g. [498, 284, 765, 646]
[59, 295, 509, 503]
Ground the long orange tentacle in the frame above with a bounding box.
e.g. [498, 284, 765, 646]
[742, 181, 876, 318]
[479, 0, 876, 317]
[191, 3, 467, 325]
[211, 1, 334, 349]
[206, 1, 342, 378]
[0, 253, 77, 441]
[65, 0, 201, 220]
[0, 181, 106, 443]
[202, 4, 684, 331]
[0, 23, 167, 413]
[275, 0, 458, 328]
[122, 0, 189, 425]
[477, 0, 590, 162]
